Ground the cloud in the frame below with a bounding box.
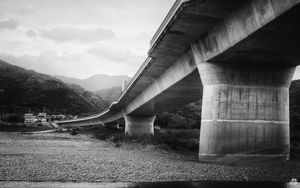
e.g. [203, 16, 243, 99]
[0, 52, 55, 73]
[40, 27, 116, 43]
[17, 8, 35, 15]
[0, 51, 138, 78]
[0, 51, 92, 77]
[87, 43, 143, 63]
[0, 17, 19, 30]
[0, 0, 175, 77]
[26, 29, 36, 37]
[86, 43, 146, 77]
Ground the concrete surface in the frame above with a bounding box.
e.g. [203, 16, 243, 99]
[124, 115, 155, 136]
[196, 61, 295, 158]
[55, 0, 300, 160]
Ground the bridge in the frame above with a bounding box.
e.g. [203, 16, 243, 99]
[56, 0, 300, 160]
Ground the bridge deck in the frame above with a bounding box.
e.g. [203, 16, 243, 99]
[56, 0, 300, 127]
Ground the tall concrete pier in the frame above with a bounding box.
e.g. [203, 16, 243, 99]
[196, 61, 295, 158]
[56, 0, 300, 162]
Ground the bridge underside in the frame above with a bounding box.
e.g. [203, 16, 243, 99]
[193, 1, 300, 160]
[56, 0, 300, 161]
[129, 69, 202, 116]
[211, 3, 300, 66]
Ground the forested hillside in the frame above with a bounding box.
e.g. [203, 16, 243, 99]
[56, 74, 131, 91]
[94, 86, 122, 104]
[0, 60, 109, 118]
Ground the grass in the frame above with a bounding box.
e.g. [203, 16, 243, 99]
[62, 125, 200, 153]
[0, 122, 53, 132]
[61, 125, 300, 159]
[84, 126, 200, 153]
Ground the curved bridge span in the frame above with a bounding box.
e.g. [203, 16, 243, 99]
[56, 0, 300, 160]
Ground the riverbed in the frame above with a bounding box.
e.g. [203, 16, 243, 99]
[0, 132, 299, 182]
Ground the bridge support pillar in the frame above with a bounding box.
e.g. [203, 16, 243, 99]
[197, 62, 295, 161]
[103, 122, 120, 129]
[124, 114, 155, 136]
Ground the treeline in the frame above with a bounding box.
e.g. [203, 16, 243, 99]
[0, 60, 109, 121]
[156, 101, 201, 129]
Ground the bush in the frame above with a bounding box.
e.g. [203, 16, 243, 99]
[90, 125, 199, 153]
[7, 114, 24, 123]
[105, 129, 199, 153]
[93, 126, 122, 140]
[70, 128, 79, 135]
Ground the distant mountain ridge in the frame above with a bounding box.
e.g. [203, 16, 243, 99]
[94, 86, 122, 104]
[0, 60, 109, 116]
[55, 74, 131, 92]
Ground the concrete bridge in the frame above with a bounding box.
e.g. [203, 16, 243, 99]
[56, 0, 300, 160]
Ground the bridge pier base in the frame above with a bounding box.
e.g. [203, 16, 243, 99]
[197, 62, 295, 161]
[103, 122, 120, 129]
[124, 114, 155, 136]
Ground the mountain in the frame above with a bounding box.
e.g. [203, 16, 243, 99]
[0, 60, 109, 117]
[94, 86, 122, 104]
[55, 74, 131, 92]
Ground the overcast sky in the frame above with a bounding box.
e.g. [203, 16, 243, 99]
[0, 0, 175, 79]
[1, 0, 300, 80]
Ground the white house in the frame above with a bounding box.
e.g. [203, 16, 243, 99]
[24, 113, 37, 124]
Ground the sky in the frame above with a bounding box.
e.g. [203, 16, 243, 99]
[0, 0, 300, 80]
[0, 0, 175, 79]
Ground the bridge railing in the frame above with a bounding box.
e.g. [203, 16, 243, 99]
[111, 0, 194, 109]
[150, 0, 191, 48]
[55, 109, 110, 124]
[110, 0, 192, 110]
[57, 57, 154, 125]
[112, 57, 153, 107]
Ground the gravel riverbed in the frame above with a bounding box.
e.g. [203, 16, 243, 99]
[0, 132, 299, 182]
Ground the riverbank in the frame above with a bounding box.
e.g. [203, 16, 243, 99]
[0, 122, 53, 132]
[0, 131, 299, 182]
